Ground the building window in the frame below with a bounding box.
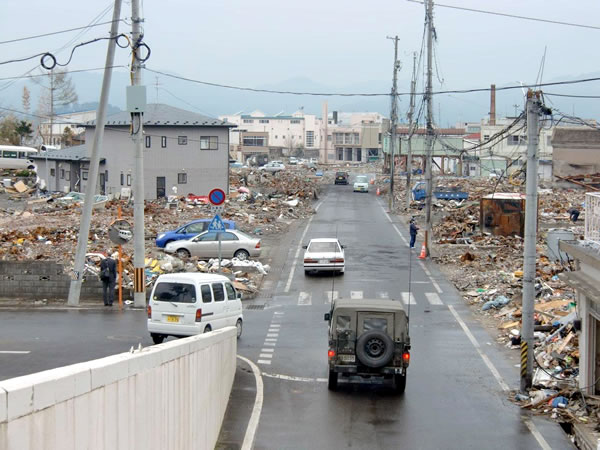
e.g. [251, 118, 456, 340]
[145, 136, 151, 148]
[290, 119, 301, 124]
[334, 133, 344, 145]
[243, 136, 266, 147]
[200, 136, 218, 150]
[353, 133, 360, 144]
[60, 169, 65, 179]
[306, 131, 315, 147]
[161, 136, 167, 148]
[120, 173, 124, 186]
[50, 168, 55, 177]
[127, 174, 131, 186]
[344, 133, 353, 144]
[243, 119, 254, 124]
[82, 171, 88, 181]
[178, 136, 188, 145]
[483, 134, 490, 141]
[328, 135, 332, 142]
[337, 148, 344, 160]
[177, 173, 187, 184]
[259, 119, 269, 124]
[378, 133, 382, 145]
[65, 171, 70, 181]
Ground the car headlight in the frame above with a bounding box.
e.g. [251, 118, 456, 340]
[157, 233, 166, 240]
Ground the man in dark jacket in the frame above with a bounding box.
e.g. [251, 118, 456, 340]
[100, 251, 117, 306]
[409, 219, 419, 249]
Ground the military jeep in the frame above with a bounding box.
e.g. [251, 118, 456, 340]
[324, 298, 410, 392]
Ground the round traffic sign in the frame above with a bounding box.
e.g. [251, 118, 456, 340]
[208, 188, 226, 206]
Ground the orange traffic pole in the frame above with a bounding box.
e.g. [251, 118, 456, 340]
[118, 205, 123, 310]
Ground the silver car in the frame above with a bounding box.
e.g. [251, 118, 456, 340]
[259, 162, 285, 172]
[164, 230, 261, 260]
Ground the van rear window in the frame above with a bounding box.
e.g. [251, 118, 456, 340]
[153, 283, 196, 303]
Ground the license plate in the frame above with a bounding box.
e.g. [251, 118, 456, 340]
[166, 315, 179, 323]
[338, 354, 355, 363]
[319, 259, 328, 264]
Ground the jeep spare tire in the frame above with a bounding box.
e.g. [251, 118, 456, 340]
[356, 331, 394, 368]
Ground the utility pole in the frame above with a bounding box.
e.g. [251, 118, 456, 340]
[131, 0, 147, 308]
[386, 35, 400, 211]
[406, 52, 417, 210]
[520, 90, 541, 393]
[67, 0, 122, 306]
[424, 0, 434, 256]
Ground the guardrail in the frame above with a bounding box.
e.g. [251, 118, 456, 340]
[0, 327, 236, 450]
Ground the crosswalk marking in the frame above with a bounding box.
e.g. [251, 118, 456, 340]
[351, 291, 363, 299]
[426, 292, 443, 305]
[325, 291, 339, 303]
[258, 360, 272, 365]
[401, 292, 416, 305]
[259, 353, 273, 359]
[298, 291, 312, 306]
[377, 291, 389, 299]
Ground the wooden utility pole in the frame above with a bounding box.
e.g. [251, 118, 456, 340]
[424, 0, 434, 256]
[386, 35, 400, 210]
[406, 52, 417, 210]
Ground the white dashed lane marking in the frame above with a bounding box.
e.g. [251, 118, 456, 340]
[259, 312, 284, 366]
[401, 292, 416, 305]
[425, 292, 443, 305]
[350, 291, 363, 299]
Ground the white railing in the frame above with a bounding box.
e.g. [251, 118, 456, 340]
[585, 192, 600, 243]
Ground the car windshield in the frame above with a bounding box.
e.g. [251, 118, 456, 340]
[355, 176, 368, 183]
[153, 282, 196, 303]
[308, 241, 339, 253]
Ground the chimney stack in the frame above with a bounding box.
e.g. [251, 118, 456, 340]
[490, 84, 496, 125]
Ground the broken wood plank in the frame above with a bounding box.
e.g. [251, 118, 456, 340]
[501, 321, 520, 329]
[557, 332, 575, 354]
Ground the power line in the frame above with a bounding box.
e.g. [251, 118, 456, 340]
[0, 20, 124, 45]
[543, 92, 600, 99]
[406, 0, 600, 30]
[0, 65, 128, 81]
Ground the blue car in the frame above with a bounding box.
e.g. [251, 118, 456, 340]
[156, 219, 236, 248]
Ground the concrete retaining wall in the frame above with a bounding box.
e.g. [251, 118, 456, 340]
[0, 327, 237, 450]
[0, 261, 103, 300]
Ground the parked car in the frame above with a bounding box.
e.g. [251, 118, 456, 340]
[164, 229, 261, 260]
[155, 219, 236, 248]
[259, 162, 285, 172]
[335, 171, 349, 185]
[310, 157, 318, 164]
[303, 238, 345, 275]
[353, 175, 370, 193]
[289, 157, 298, 165]
[230, 161, 244, 168]
[324, 298, 410, 392]
[147, 273, 243, 344]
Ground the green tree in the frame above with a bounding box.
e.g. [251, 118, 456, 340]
[15, 120, 33, 145]
[62, 126, 75, 147]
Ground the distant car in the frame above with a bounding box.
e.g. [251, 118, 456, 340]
[259, 162, 285, 172]
[230, 161, 244, 168]
[164, 229, 261, 260]
[310, 157, 318, 164]
[335, 171, 349, 185]
[289, 157, 298, 165]
[303, 238, 345, 275]
[156, 219, 236, 248]
[353, 175, 369, 193]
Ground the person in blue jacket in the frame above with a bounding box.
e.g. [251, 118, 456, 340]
[409, 219, 419, 249]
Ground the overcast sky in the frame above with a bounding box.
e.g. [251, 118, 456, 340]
[1, 0, 599, 121]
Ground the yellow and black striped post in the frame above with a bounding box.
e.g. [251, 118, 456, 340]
[134, 267, 145, 294]
[520, 341, 528, 379]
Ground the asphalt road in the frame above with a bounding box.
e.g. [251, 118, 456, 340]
[218, 183, 573, 450]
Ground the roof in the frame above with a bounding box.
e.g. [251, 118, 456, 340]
[332, 298, 406, 313]
[397, 127, 466, 136]
[30, 144, 104, 162]
[241, 115, 303, 121]
[482, 193, 526, 200]
[552, 128, 600, 147]
[85, 104, 235, 128]
[155, 273, 231, 283]
[309, 238, 341, 243]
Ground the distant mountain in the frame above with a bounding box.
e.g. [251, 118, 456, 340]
[2, 69, 598, 125]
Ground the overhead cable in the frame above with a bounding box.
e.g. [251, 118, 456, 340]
[0, 20, 124, 45]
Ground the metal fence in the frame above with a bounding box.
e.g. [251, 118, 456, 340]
[585, 192, 600, 243]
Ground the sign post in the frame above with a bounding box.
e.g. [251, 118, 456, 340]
[208, 189, 227, 272]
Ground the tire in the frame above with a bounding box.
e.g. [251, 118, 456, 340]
[356, 331, 394, 368]
[151, 333, 165, 344]
[204, 325, 212, 333]
[234, 249, 250, 260]
[394, 374, 406, 394]
[236, 319, 243, 339]
[304, 270, 310, 275]
[328, 370, 338, 391]
[176, 248, 191, 258]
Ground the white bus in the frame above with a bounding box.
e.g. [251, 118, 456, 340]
[0, 145, 38, 170]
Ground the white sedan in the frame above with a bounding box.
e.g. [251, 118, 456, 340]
[303, 238, 345, 275]
[353, 175, 369, 193]
[259, 162, 286, 172]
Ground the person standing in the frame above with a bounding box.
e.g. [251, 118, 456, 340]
[409, 219, 419, 249]
[100, 250, 117, 306]
[568, 207, 580, 223]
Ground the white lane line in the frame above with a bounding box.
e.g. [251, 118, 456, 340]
[523, 417, 552, 450]
[265, 338, 277, 341]
[298, 291, 312, 306]
[379, 201, 409, 245]
[350, 291, 363, 299]
[377, 291, 389, 299]
[284, 201, 324, 293]
[0, 350, 30, 354]
[259, 353, 273, 359]
[274, 311, 284, 315]
[418, 261, 443, 293]
[425, 292, 443, 305]
[326, 291, 339, 304]
[263, 372, 327, 383]
[401, 292, 416, 305]
[263, 342, 276, 347]
[261, 348, 274, 353]
[269, 324, 281, 328]
[257, 360, 271, 365]
[448, 305, 509, 391]
[237, 355, 264, 450]
[266, 333, 279, 338]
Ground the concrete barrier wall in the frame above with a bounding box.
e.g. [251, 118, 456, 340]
[0, 327, 237, 450]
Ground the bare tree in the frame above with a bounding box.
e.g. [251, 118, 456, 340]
[22, 86, 31, 115]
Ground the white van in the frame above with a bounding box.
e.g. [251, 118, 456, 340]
[147, 273, 243, 344]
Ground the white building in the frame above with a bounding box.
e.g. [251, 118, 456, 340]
[40, 110, 97, 147]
